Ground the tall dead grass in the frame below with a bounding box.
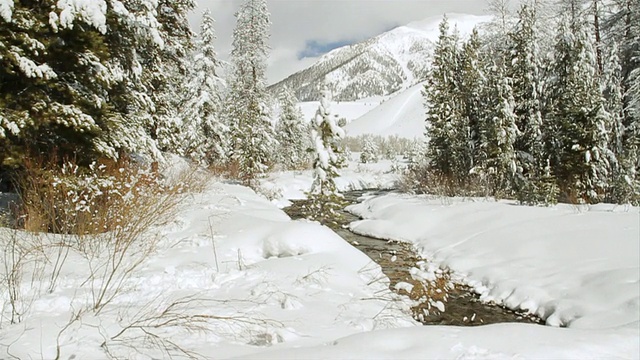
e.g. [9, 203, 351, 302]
[3, 155, 206, 315]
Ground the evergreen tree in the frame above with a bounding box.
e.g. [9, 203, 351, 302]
[475, 61, 520, 197]
[548, 17, 612, 203]
[0, 2, 108, 170]
[0, 0, 191, 177]
[275, 86, 308, 170]
[145, 0, 196, 156]
[360, 135, 379, 164]
[307, 85, 346, 224]
[181, 9, 228, 165]
[600, 42, 637, 203]
[225, 0, 277, 186]
[506, 5, 552, 203]
[85, 0, 195, 162]
[423, 16, 465, 187]
[459, 28, 485, 175]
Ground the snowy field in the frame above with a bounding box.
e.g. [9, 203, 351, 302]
[0, 178, 414, 359]
[0, 158, 638, 359]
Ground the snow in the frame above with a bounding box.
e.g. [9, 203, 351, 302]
[233, 323, 639, 359]
[0, 176, 413, 359]
[262, 156, 401, 207]
[1, 157, 638, 358]
[298, 83, 426, 139]
[53, 0, 108, 34]
[346, 81, 427, 138]
[405, 13, 493, 41]
[0, 0, 12, 22]
[299, 99, 379, 124]
[13, 52, 57, 79]
[347, 193, 640, 330]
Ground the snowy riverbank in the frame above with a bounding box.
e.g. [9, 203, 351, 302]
[1, 159, 638, 358]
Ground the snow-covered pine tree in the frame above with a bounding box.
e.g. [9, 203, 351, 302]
[423, 16, 465, 190]
[1, 0, 186, 176]
[144, 0, 196, 156]
[506, 4, 554, 204]
[225, 0, 277, 186]
[0, 2, 107, 171]
[181, 9, 228, 165]
[306, 85, 346, 224]
[547, 16, 612, 203]
[475, 61, 520, 197]
[459, 28, 485, 178]
[275, 86, 309, 170]
[601, 42, 638, 203]
[622, 0, 640, 203]
[360, 135, 379, 164]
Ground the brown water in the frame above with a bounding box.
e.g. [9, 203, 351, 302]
[284, 190, 543, 326]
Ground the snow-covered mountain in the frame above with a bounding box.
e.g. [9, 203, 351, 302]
[269, 14, 492, 102]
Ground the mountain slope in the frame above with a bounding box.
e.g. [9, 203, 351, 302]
[344, 82, 426, 138]
[269, 14, 491, 102]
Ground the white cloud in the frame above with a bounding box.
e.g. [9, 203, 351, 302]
[189, 0, 492, 84]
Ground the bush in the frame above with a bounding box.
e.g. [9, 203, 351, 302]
[9, 155, 199, 312]
[16, 156, 168, 235]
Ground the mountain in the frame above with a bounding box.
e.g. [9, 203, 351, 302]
[268, 14, 492, 102]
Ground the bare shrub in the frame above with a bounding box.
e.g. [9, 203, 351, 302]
[12, 155, 197, 311]
[0, 229, 45, 326]
[101, 294, 282, 359]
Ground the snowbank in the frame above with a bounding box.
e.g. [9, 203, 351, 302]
[347, 193, 640, 330]
[235, 322, 639, 360]
[0, 182, 414, 359]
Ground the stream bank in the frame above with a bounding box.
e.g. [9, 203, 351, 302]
[283, 190, 542, 326]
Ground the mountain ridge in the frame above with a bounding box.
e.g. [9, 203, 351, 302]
[269, 13, 492, 102]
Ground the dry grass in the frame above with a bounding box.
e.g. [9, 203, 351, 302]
[4, 154, 206, 313]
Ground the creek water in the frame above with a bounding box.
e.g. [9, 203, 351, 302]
[283, 190, 543, 327]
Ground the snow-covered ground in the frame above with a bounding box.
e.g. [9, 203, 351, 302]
[1, 158, 638, 359]
[348, 194, 640, 329]
[0, 178, 414, 359]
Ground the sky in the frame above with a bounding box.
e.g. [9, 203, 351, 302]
[189, 1, 493, 84]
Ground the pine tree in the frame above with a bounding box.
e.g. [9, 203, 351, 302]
[459, 28, 485, 176]
[181, 9, 228, 165]
[624, 0, 640, 202]
[506, 4, 553, 203]
[307, 85, 346, 224]
[225, 0, 277, 186]
[475, 61, 520, 197]
[548, 17, 612, 203]
[601, 42, 637, 202]
[0, 2, 108, 170]
[275, 86, 309, 170]
[360, 135, 379, 164]
[145, 0, 196, 156]
[423, 16, 465, 188]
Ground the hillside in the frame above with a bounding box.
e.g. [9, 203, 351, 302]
[344, 82, 426, 138]
[269, 14, 491, 102]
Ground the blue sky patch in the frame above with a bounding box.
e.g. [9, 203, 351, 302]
[297, 39, 355, 59]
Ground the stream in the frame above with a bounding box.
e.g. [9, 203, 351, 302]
[283, 189, 543, 327]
